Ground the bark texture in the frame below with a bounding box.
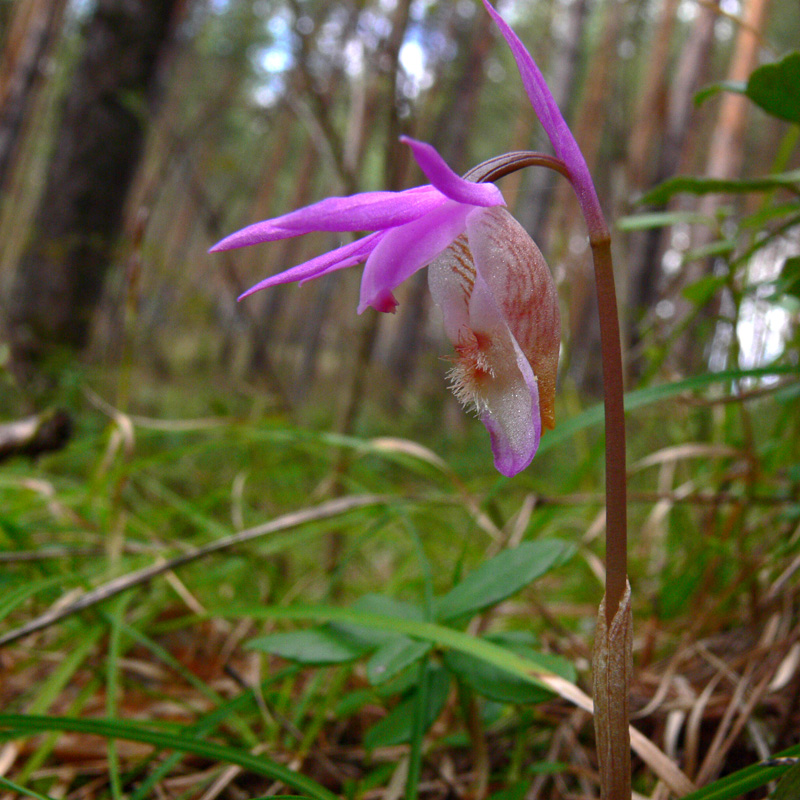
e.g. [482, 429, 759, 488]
[675, 0, 773, 371]
[0, 0, 69, 192]
[8, 0, 180, 373]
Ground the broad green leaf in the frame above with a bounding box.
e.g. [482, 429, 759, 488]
[333, 688, 374, 719]
[367, 637, 432, 685]
[434, 540, 574, 622]
[774, 256, 800, 299]
[746, 52, 800, 123]
[333, 593, 425, 647]
[247, 626, 368, 665]
[363, 666, 450, 749]
[681, 275, 728, 306]
[640, 171, 800, 206]
[444, 634, 575, 705]
[220, 604, 557, 693]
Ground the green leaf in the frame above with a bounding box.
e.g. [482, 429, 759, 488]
[363, 666, 450, 749]
[444, 633, 574, 705]
[434, 540, 574, 622]
[774, 256, 800, 299]
[681, 240, 735, 263]
[367, 637, 432, 685]
[681, 275, 728, 306]
[488, 781, 528, 800]
[741, 201, 800, 229]
[772, 762, 800, 800]
[247, 626, 369, 665]
[746, 52, 800, 123]
[333, 594, 425, 647]
[0, 714, 338, 800]
[616, 210, 718, 231]
[0, 775, 58, 800]
[677, 751, 799, 800]
[640, 171, 800, 206]
[219, 604, 557, 693]
[536, 364, 800, 457]
[694, 80, 747, 107]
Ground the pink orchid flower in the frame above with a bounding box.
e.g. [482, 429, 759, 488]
[211, 5, 566, 478]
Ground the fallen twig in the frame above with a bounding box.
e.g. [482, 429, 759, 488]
[0, 494, 387, 647]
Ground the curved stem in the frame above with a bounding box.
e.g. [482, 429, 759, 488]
[463, 151, 571, 184]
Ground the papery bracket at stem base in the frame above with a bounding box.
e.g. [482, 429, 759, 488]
[593, 581, 633, 800]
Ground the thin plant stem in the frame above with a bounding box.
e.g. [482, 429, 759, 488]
[589, 234, 628, 624]
[472, 150, 630, 799]
[404, 512, 435, 800]
[406, 658, 431, 800]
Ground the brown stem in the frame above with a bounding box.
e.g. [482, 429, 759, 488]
[463, 151, 571, 184]
[590, 235, 627, 625]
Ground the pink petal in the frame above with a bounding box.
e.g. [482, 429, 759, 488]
[481, 1, 573, 165]
[482, 1, 605, 234]
[357, 201, 472, 313]
[238, 232, 385, 300]
[211, 186, 442, 252]
[402, 137, 505, 208]
[426, 235, 472, 342]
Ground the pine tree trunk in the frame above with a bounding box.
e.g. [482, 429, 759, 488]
[7, 0, 182, 378]
[0, 0, 68, 192]
[625, 0, 718, 371]
[675, 0, 772, 371]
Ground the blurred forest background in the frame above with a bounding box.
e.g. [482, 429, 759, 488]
[2, 0, 800, 798]
[1, 0, 797, 422]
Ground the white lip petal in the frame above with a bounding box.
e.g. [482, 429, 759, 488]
[427, 209, 549, 476]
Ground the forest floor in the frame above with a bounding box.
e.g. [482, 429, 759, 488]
[1, 364, 799, 800]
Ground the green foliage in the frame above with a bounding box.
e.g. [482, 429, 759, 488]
[638, 170, 800, 206]
[1, 356, 799, 797]
[694, 51, 800, 123]
[248, 540, 574, 746]
[746, 52, 800, 124]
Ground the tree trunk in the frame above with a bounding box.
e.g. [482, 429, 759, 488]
[7, 0, 182, 377]
[625, 0, 718, 372]
[0, 0, 69, 192]
[675, 0, 772, 371]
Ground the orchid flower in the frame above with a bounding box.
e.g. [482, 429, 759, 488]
[210, 10, 566, 478]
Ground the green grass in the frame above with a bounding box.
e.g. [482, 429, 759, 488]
[1, 361, 799, 799]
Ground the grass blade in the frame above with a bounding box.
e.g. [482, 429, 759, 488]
[0, 714, 338, 800]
